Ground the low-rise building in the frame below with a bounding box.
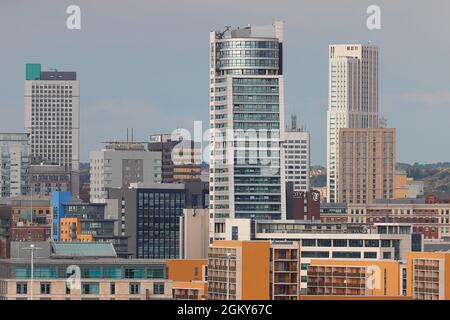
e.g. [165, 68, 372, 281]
[0, 242, 172, 300]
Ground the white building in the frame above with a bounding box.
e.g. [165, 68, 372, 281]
[209, 21, 286, 241]
[326, 44, 379, 203]
[0, 133, 30, 198]
[24, 64, 80, 198]
[89, 143, 162, 203]
[283, 128, 310, 192]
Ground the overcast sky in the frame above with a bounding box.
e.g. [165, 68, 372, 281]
[1, 0, 449, 165]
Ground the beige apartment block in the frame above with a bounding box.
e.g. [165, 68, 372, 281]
[338, 128, 395, 204]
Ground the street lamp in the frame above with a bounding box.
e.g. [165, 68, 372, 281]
[22, 244, 42, 300]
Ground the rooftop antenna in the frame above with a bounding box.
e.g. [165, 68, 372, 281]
[127, 128, 129, 143]
[131, 128, 134, 143]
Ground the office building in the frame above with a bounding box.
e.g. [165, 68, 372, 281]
[89, 142, 162, 203]
[148, 134, 202, 183]
[0, 133, 30, 198]
[283, 115, 310, 192]
[209, 21, 286, 240]
[327, 44, 379, 203]
[338, 128, 396, 204]
[107, 181, 209, 259]
[24, 64, 80, 198]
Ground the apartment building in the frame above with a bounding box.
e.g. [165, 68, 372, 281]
[307, 259, 402, 297]
[406, 252, 450, 300]
[209, 21, 286, 240]
[208, 240, 270, 300]
[270, 241, 300, 300]
[327, 44, 379, 203]
[167, 259, 208, 300]
[224, 219, 421, 292]
[338, 128, 396, 204]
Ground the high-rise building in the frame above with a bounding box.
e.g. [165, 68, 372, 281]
[0, 133, 30, 198]
[89, 142, 162, 203]
[338, 128, 396, 204]
[24, 64, 80, 198]
[326, 44, 379, 203]
[283, 115, 310, 192]
[209, 21, 286, 241]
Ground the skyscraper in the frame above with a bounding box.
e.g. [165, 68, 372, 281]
[24, 64, 80, 198]
[326, 44, 379, 203]
[209, 21, 286, 240]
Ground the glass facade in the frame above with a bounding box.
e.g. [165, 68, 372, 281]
[210, 25, 284, 224]
[11, 264, 166, 280]
[136, 189, 186, 259]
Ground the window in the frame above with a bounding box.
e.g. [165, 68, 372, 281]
[364, 252, 377, 259]
[383, 252, 392, 259]
[16, 283, 27, 294]
[130, 283, 141, 295]
[231, 226, 238, 241]
[82, 283, 99, 295]
[153, 283, 165, 295]
[110, 283, 116, 295]
[40, 283, 51, 295]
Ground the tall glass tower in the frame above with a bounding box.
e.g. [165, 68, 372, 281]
[209, 21, 286, 240]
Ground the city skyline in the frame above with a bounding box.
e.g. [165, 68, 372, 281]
[1, 1, 450, 165]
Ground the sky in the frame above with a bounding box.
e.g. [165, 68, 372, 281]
[0, 0, 449, 165]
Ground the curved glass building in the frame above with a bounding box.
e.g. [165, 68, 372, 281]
[209, 21, 286, 240]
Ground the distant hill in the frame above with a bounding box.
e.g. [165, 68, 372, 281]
[397, 162, 450, 193]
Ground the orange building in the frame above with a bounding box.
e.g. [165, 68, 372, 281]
[167, 259, 207, 282]
[307, 259, 403, 297]
[406, 252, 450, 300]
[394, 171, 408, 199]
[167, 259, 208, 300]
[207, 240, 270, 300]
[60, 217, 93, 242]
